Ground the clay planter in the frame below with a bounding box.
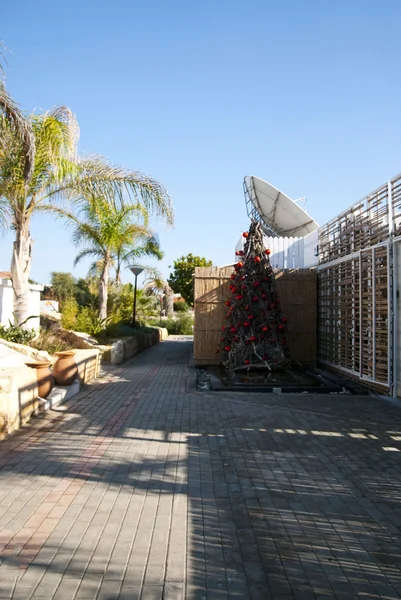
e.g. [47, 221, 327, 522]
[26, 361, 54, 399]
[53, 350, 78, 386]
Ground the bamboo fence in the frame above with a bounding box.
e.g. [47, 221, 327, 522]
[194, 266, 317, 366]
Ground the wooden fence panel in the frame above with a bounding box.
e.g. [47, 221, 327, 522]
[194, 266, 317, 367]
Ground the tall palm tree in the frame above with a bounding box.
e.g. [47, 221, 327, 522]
[0, 104, 173, 325]
[114, 232, 163, 285]
[51, 195, 164, 320]
[0, 41, 35, 183]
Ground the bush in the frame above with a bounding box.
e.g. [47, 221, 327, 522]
[29, 329, 75, 354]
[164, 313, 193, 335]
[61, 297, 79, 330]
[173, 301, 189, 312]
[0, 322, 36, 344]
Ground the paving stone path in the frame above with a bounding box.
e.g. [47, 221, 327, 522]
[1, 337, 401, 599]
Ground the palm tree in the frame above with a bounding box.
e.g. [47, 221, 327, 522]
[0, 103, 173, 325]
[143, 277, 174, 317]
[114, 232, 163, 285]
[0, 41, 35, 183]
[51, 195, 165, 320]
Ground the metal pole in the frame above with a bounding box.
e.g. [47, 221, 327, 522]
[132, 274, 138, 328]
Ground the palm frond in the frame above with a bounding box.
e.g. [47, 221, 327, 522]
[73, 248, 102, 267]
[56, 156, 174, 225]
[0, 85, 34, 182]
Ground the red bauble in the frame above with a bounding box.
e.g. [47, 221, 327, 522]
[252, 296, 258, 302]
[250, 335, 257, 342]
[224, 346, 231, 352]
[264, 277, 270, 281]
[244, 359, 250, 364]
[230, 327, 237, 333]
[233, 336, 239, 342]
[262, 326, 269, 332]
[244, 305, 250, 311]
[221, 326, 226, 331]
[278, 324, 285, 331]
[253, 281, 260, 287]
[230, 274, 236, 280]
[243, 321, 250, 327]
[235, 294, 243, 301]
[235, 251, 240, 256]
[243, 232, 249, 238]
[261, 293, 267, 299]
[281, 316, 287, 323]
[254, 256, 261, 263]
[248, 314, 254, 320]
[241, 275, 246, 280]
[265, 249, 271, 255]
[237, 261, 244, 268]
[225, 300, 231, 307]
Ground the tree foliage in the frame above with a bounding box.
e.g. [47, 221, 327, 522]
[168, 253, 212, 306]
[50, 271, 77, 304]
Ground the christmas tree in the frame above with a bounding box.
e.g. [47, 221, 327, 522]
[218, 221, 290, 373]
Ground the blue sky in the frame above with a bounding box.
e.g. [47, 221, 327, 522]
[1, 0, 401, 285]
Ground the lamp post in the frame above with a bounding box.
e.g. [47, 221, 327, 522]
[128, 266, 144, 328]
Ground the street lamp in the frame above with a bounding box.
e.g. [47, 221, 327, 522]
[128, 266, 144, 328]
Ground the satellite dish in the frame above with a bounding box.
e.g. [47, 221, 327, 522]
[244, 176, 319, 237]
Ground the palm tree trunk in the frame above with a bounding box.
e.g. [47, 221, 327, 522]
[11, 221, 32, 327]
[98, 256, 110, 321]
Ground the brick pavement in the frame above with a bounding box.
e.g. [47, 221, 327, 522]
[1, 336, 401, 599]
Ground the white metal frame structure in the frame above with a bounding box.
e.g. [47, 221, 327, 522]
[317, 173, 401, 395]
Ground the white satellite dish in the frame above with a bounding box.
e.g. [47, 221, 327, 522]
[244, 176, 319, 237]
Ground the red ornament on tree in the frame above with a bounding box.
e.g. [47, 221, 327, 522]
[224, 346, 231, 352]
[250, 335, 257, 342]
[254, 256, 261, 263]
[248, 314, 254, 320]
[235, 295, 243, 301]
[243, 321, 250, 327]
[278, 324, 285, 331]
[230, 274, 236, 280]
[265, 249, 271, 255]
[237, 261, 244, 268]
[262, 326, 269, 332]
[244, 359, 250, 364]
[230, 327, 237, 333]
[243, 232, 249, 238]
[225, 300, 231, 307]
[252, 296, 258, 302]
[281, 316, 287, 323]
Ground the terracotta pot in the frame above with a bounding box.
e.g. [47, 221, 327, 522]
[26, 361, 54, 399]
[53, 350, 78, 386]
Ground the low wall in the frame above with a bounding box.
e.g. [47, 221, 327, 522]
[0, 347, 101, 439]
[102, 328, 168, 365]
[0, 366, 39, 439]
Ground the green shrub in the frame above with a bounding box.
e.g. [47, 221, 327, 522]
[75, 307, 107, 336]
[164, 313, 193, 335]
[173, 301, 189, 312]
[61, 297, 79, 330]
[0, 321, 36, 344]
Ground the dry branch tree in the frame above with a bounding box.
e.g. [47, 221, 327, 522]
[218, 221, 290, 374]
